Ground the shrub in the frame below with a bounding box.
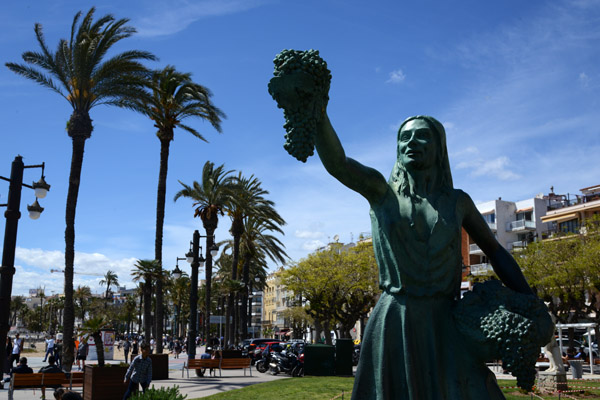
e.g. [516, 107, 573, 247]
[129, 386, 187, 400]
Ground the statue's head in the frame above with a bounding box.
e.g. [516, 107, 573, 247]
[390, 115, 453, 193]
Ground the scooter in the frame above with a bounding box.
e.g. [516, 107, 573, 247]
[269, 349, 301, 376]
[255, 349, 271, 373]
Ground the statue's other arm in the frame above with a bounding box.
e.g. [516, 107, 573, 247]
[315, 112, 387, 204]
[460, 192, 534, 295]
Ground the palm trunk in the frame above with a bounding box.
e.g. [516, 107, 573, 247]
[154, 138, 170, 353]
[227, 235, 241, 346]
[93, 332, 105, 367]
[144, 282, 152, 341]
[63, 130, 88, 373]
[240, 257, 250, 339]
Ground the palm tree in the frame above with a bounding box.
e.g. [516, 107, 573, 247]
[6, 8, 156, 371]
[99, 270, 119, 304]
[123, 66, 224, 353]
[131, 259, 160, 341]
[223, 174, 287, 342]
[80, 316, 109, 367]
[238, 216, 287, 340]
[174, 161, 233, 344]
[9, 296, 26, 327]
[74, 286, 92, 325]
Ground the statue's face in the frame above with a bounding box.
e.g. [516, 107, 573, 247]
[398, 119, 438, 170]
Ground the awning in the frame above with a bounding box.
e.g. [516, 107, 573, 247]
[541, 212, 578, 223]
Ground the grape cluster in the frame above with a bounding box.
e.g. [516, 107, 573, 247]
[454, 280, 553, 392]
[268, 49, 331, 162]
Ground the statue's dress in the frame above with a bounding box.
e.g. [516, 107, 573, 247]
[352, 186, 504, 400]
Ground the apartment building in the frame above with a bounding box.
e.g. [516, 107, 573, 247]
[468, 195, 549, 276]
[541, 185, 600, 235]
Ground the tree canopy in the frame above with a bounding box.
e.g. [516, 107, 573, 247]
[281, 241, 379, 344]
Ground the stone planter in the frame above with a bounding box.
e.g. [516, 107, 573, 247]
[83, 364, 129, 400]
[149, 353, 169, 380]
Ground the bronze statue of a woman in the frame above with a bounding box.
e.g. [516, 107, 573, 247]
[269, 50, 552, 400]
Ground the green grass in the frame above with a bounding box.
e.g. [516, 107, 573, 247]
[191, 377, 600, 400]
[498, 379, 600, 399]
[195, 376, 354, 400]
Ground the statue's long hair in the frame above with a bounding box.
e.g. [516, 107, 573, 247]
[389, 115, 454, 199]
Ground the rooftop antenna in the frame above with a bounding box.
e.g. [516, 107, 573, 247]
[333, 234, 339, 242]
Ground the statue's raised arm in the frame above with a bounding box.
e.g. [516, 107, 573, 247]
[268, 50, 387, 204]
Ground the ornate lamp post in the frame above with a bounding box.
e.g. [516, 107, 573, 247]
[171, 257, 186, 338]
[0, 155, 50, 368]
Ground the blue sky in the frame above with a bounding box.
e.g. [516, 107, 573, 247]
[1, 0, 599, 296]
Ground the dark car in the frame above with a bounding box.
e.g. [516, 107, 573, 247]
[245, 339, 284, 361]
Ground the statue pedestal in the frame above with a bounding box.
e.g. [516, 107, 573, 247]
[537, 371, 568, 392]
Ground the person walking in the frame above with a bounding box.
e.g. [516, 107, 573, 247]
[123, 338, 131, 364]
[75, 338, 88, 371]
[9, 333, 23, 368]
[44, 334, 56, 362]
[123, 342, 152, 399]
[130, 338, 139, 360]
[54, 339, 63, 367]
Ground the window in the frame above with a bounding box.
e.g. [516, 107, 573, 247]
[483, 213, 495, 224]
[559, 218, 579, 234]
[516, 211, 532, 221]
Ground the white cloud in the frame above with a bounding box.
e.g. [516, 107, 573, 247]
[135, 0, 267, 37]
[579, 72, 590, 88]
[455, 156, 521, 181]
[14, 247, 138, 295]
[301, 240, 325, 252]
[294, 230, 325, 239]
[386, 69, 406, 84]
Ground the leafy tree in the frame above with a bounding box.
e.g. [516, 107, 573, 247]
[519, 217, 600, 339]
[124, 67, 224, 353]
[175, 161, 233, 344]
[6, 7, 156, 371]
[281, 306, 313, 340]
[281, 241, 379, 344]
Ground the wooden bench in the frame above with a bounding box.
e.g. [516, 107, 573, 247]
[8, 372, 76, 400]
[182, 358, 221, 378]
[220, 358, 252, 376]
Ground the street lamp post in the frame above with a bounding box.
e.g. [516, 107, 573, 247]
[172, 257, 186, 339]
[195, 233, 218, 347]
[0, 155, 49, 369]
[187, 230, 201, 360]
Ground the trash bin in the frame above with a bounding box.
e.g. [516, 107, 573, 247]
[569, 360, 584, 379]
[335, 338, 353, 376]
[304, 344, 335, 376]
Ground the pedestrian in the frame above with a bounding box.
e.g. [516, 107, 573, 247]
[54, 339, 63, 367]
[149, 337, 155, 354]
[9, 333, 23, 368]
[174, 339, 182, 359]
[123, 337, 131, 364]
[122, 342, 152, 399]
[130, 338, 139, 359]
[44, 334, 56, 362]
[39, 355, 63, 400]
[76, 338, 89, 371]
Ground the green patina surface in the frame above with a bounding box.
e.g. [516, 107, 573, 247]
[269, 49, 552, 399]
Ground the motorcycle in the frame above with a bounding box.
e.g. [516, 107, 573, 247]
[269, 349, 301, 376]
[255, 349, 272, 373]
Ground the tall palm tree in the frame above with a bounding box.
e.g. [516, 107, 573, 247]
[223, 174, 287, 342]
[131, 260, 160, 341]
[9, 296, 26, 327]
[99, 270, 119, 303]
[74, 285, 92, 325]
[175, 161, 233, 344]
[6, 8, 156, 371]
[124, 66, 225, 353]
[238, 216, 287, 339]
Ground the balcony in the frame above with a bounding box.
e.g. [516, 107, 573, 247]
[507, 240, 527, 251]
[506, 219, 536, 232]
[470, 263, 494, 276]
[469, 243, 484, 255]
